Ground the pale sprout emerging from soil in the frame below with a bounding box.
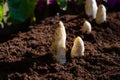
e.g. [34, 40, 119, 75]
[3, 2, 9, 24]
[85, 0, 98, 19]
[96, 4, 106, 24]
[3, 2, 9, 16]
[3, 2, 12, 26]
[50, 21, 66, 65]
[81, 20, 92, 34]
[71, 36, 85, 58]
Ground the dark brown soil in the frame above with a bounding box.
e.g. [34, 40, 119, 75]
[0, 11, 120, 80]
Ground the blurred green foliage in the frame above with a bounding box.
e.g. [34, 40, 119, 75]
[74, 0, 84, 3]
[6, 0, 37, 24]
[56, 0, 67, 9]
[0, 0, 3, 22]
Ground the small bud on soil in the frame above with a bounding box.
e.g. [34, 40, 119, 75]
[81, 20, 92, 34]
[71, 36, 85, 58]
[50, 21, 66, 64]
[96, 4, 106, 24]
[85, 0, 98, 19]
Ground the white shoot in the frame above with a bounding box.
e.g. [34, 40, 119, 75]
[71, 36, 85, 58]
[96, 4, 106, 24]
[85, 0, 98, 19]
[81, 20, 92, 34]
[50, 21, 66, 64]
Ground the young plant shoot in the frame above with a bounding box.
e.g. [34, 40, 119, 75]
[81, 20, 92, 34]
[50, 21, 66, 65]
[71, 36, 85, 58]
[3, 2, 9, 24]
[96, 4, 106, 24]
[3, 2, 9, 16]
[85, 0, 98, 19]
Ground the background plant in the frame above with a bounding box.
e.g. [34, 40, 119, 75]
[0, 0, 4, 22]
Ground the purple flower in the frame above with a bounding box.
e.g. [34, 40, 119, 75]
[67, 0, 71, 2]
[117, 0, 120, 4]
[36, 0, 46, 10]
[48, 0, 56, 4]
[108, 0, 117, 7]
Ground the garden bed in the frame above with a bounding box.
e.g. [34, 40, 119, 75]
[0, 11, 120, 80]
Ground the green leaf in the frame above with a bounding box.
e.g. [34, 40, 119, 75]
[56, 0, 67, 9]
[74, 0, 83, 3]
[0, 1, 3, 22]
[6, 0, 37, 23]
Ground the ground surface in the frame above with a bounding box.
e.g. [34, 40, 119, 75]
[0, 11, 120, 80]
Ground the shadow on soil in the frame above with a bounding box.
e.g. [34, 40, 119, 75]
[0, 52, 53, 79]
